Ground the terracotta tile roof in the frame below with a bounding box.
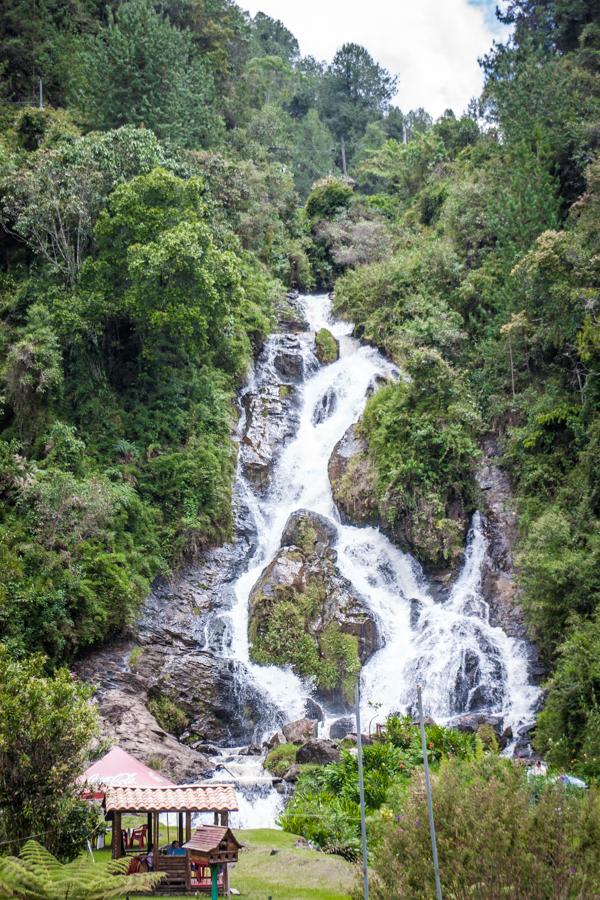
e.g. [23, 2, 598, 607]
[104, 784, 238, 813]
[184, 826, 242, 853]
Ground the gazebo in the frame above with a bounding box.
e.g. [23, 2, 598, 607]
[104, 784, 239, 895]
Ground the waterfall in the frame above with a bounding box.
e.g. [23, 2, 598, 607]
[207, 293, 539, 826]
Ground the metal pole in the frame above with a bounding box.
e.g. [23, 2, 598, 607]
[211, 863, 218, 900]
[38, 78, 43, 110]
[355, 680, 369, 900]
[417, 685, 442, 900]
[341, 136, 348, 177]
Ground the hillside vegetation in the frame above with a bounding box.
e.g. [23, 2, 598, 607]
[1, 0, 600, 886]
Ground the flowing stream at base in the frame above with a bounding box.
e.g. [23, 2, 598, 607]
[206, 294, 539, 828]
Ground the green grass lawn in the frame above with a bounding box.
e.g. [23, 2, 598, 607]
[89, 828, 355, 900]
[230, 829, 355, 900]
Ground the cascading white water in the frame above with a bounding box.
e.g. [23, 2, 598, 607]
[215, 293, 539, 827]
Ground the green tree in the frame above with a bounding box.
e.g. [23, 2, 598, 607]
[0, 126, 175, 284]
[75, 0, 222, 148]
[3, 305, 63, 438]
[535, 614, 600, 777]
[290, 109, 335, 197]
[0, 647, 98, 860]
[249, 12, 299, 62]
[319, 43, 398, 165]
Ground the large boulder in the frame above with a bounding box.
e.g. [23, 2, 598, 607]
[248, 510, 381, 708]
[314, 328, 339, 365]
[329, 717, 355, 740]
[328, 424, 379, 528]
[296, 739, 341, 765]
[329, 422, 469, 573]
[283, 718, 318, 744]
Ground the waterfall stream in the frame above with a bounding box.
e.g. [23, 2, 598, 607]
[205, 293, 539, 828]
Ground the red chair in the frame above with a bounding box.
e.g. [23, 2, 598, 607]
[130, 825, 147, 849]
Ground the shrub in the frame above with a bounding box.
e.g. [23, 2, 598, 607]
[366, 756, 600, 899]
[147, 693, 189, 737]
[305, 177, 354, 222]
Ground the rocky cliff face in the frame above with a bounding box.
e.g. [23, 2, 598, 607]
[248, 509, 381, 708]
[328, 422, 468, 575]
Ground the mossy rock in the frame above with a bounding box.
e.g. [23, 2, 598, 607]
[264, 743, 298, 777]
[315, 328, 339, 365]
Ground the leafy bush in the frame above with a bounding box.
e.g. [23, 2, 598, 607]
[280, 716, 481, 858]
[305, 177, 354, 222]
[535, 614, 600, 779]
[366, 756, 600, 899]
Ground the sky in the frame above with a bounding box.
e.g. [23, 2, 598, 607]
[241, 0, 509, 119]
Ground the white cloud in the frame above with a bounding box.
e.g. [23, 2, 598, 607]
[241, 0, 507, 119]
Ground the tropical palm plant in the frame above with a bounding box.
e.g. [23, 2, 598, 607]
[0, 840, 165, 899]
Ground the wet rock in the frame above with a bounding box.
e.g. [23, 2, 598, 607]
[296, 739, 341, 765]
[281, 509, 338, 551]
[312, 386, 338, 425]
[239, 335, 304, 491]
[305, 698, 324, 722]
[76, 643, 214, 782]
[329, 717, 355, 740]
[449, 713, 504, 738]
[283, 718, 318, 744]
[265, 730, 286, 749]
[276, 293, 309, 332]
[190, 742, 222, 755]
[282, 764, 303, 782]
[476, 436, 528, 641]
[248, 510, 382, 707]
[274, 349, 303, 380]
[239, 744, 263, 756]
[409, 598, 423, 630]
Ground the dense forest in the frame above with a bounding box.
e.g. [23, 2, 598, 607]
[1, 0, 600, 890]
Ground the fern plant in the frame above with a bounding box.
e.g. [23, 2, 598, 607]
[0, 840, 165, 899]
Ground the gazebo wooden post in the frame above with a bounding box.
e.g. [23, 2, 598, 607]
[220, 811, 228, 826]
[213, 810, 219, 825]
[113, 811, 122, 859]
[184, 848, 192, 892]
[178, 812, 184, 844]
[153, 811, 160, 869]
[147, 812, 153, 850]
[185, 812, 192, 842]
